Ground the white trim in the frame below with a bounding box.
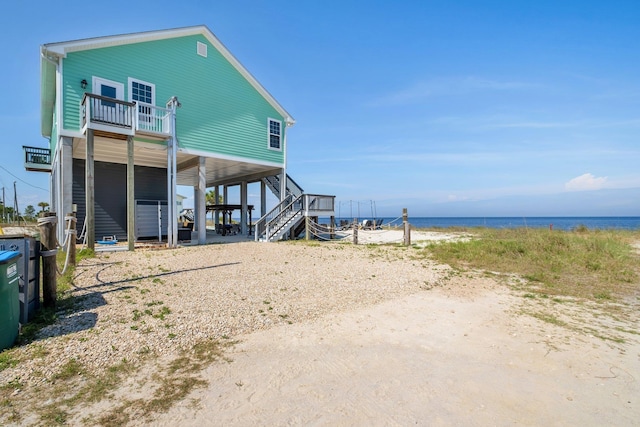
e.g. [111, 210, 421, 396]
[43, 25, 295, 124]
[267, 118, 282, 151]
[92, 76, 124, 99]
[197, 41, 207, 57]
[127, 77, 156, 105]
[128, 77, 156, 129]
[59, 129, 85, 138]
[56, 58, 63, 146]
[51, 135, 61, 183]
[44, 26, 208, 56]
[177, 146, 283, 168]
[283, 126, 288, 195]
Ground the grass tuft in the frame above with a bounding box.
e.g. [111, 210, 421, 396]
[0, 352, 19, 372]
[423, 228, 640, 302]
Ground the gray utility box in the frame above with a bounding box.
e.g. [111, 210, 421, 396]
[0, 236, 41, 324]
[135, 200, 168, 240]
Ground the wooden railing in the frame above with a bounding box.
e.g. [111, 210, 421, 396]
[304, 194, 335, 215]
[254, 194, 335, 241]
[254, 194, 295, 241]
[262, 174, 304, 199]
[82, 93, 135, 132]
[81, 93, 171, 136]
[23, 146, 52, 172]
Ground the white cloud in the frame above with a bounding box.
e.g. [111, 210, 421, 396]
[565, 173, 607, 191]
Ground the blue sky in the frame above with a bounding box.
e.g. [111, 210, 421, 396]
[1, 0, 639, 217]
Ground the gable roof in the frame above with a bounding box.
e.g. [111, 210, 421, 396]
[40, 25, 295, 137]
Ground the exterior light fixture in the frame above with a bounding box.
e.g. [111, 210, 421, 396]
[81, 79, 87, 89]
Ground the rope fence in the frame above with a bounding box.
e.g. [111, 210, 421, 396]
[306, 208, 412, 246]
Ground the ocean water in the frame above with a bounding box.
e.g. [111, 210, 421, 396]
[333, 217, 640, 231]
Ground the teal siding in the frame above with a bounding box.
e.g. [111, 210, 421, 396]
[62, 34, 285, 165]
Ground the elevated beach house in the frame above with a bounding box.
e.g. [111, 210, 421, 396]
[28, 26, 334, 249]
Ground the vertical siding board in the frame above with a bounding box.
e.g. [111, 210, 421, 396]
[62, 34, 285, 165]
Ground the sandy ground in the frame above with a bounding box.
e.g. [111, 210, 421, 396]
[337, 228, 470, 245]
[1, 231, 638, 426]
[152, 283, 639, 426]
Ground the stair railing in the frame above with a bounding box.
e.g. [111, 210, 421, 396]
[266, 195, 304, 239]
[254, 194, 304, 241]
[286, 175, 304, 197]
[254, 194, 291, 241]
[262, 174, 304, 200]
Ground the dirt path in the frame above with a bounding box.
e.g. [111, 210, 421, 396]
[149, 286, 639, 426]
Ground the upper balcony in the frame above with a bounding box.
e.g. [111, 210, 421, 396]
[81, 93, 171, 138]
[23, 146, 52, 172]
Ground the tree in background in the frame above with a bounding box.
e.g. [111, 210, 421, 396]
[0, 202, 15, 223]
[23, 205, 36, 221]
[38, 201, 49, 215]
[206, 190, 223, 224]
[206, 190, 222, 205]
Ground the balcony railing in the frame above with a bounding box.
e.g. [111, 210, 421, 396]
[82, 93, 135, 135]
[23, 146, 52, 172]
[304, 194, 335, 215]
[81, 93, 171, 137]
[136, 104, 172, 135]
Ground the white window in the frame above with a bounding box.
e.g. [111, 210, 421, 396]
[128, 78, 156, 127]
[268, 118, 282, 151]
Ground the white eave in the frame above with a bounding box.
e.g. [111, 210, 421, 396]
[41, 25, 295, 126]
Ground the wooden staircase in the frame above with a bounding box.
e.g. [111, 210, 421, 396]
[254, 187, 335, 242]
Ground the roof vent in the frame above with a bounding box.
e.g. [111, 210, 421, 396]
[197, 41, 207, 58]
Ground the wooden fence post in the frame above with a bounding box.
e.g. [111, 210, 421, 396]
[66, 212, 76, 267]
[330, 216, 335, 240]
[39, 212, 57, 308]
[353, 217, 358, 245]
[403, 208, 411, 246]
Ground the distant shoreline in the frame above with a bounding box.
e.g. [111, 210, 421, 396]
[327, 216, 640, 231]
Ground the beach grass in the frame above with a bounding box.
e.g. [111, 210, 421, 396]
[421, 227, 640, 302]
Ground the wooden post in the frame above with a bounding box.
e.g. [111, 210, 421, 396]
[66, 212, 76, 267]
[222, 210, 228, 236]
[214, 186, 220, 227]
[403, 208, 411, 246]
[86, 129, 95, 251]
[240, 180, 248, 237]
[127, 135, 135, 251]
[330, 216, 335, 240]
[197, 157, 207, 244]
[260, 181, 266, 218]
[353, 217, 358, 245]
[305, 216, 310, 240]
[39, 212, 57, 308]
